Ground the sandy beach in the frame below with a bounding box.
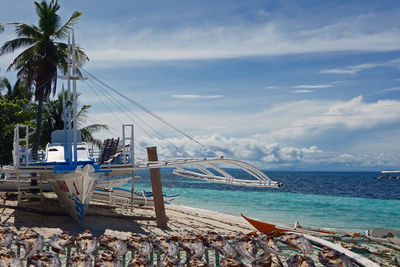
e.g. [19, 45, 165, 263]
[0, 193, 254, 238]
[1, 193, 400, 266]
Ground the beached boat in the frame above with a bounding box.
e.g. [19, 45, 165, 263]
[43, 138, 107, 223]
[378, 170, 400, 179]
[0, 168, 131, 192]
[242, 215, 379, 266]
[241, 214, 339, 236]
[3, 33, 106, 224]
[1, 29, 284, 224]
[92, 187, 181, 206]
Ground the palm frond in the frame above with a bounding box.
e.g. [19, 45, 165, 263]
[81, 124, 109, 134]
[80, 125, 108, 148]
[55, 43, 89, 73]
[0, 78, 11, 92]
[0, 24, 4, 32]
[77, 104, 91, 120]
[0, 38, 37, 56]
[54, 11, 83, 39]
[8, 23, 42, 39]
[75, 46, 90, 64]
[7, 43, 40, 70]
[35, 0, 61, 36]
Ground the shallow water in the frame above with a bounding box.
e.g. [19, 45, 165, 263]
[121, 169, 400, 232]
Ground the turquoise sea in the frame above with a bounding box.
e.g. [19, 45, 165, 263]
[121, 169, 400, 232]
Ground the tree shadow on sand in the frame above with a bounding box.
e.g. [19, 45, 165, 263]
[9, 198, 154, 237]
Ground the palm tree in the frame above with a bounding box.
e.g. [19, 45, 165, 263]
[41, 91, 108, 149]
[0, 77, 33, 100]
[0, 0, 88, 159]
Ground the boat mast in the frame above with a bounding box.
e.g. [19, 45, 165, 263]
[71, 31, 78, 164]
[61, 29, 85, 164]
[65, 34, 72, 163]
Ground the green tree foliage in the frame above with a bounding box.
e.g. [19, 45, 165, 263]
[41, 91, 108, 148]
[0, 77, 33, 100]
[0, 77, 34, 165]
[0, 0, 88, 159]
[0, 98, 34, 165]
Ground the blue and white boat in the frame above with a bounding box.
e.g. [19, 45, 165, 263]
[11, 32, 108, 224]
[43, 132, 102, 223]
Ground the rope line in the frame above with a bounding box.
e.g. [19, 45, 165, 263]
[81, 69, 207, 149]
[85, 79, 170, 151]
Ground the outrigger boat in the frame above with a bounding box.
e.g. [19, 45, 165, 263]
[242, 215, 379, 266]
[3, 32, 107, 224]
[241, 214, 339, 236]
[0, 30, 283, 224]
[0, 171, 131, 192]
[93, 188, 181, 206]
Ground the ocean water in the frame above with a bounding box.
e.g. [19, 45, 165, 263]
[121, 169, 400, 232]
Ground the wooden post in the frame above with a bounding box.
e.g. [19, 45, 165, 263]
[147, 147, 167, 228]
[130, 170, 134, 212]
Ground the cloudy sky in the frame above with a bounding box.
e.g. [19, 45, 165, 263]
[1, 0, 400, 170]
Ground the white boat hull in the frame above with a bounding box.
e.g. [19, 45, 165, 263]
[48, 164, 99, 224]
[0, 175, 129, 192]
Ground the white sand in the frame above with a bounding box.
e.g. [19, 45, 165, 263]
[0, 195, 254, 238]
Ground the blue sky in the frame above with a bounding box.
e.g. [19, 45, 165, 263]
[2, 0, 400, 170]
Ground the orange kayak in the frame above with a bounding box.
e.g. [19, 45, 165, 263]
[241, 214, 339, 236]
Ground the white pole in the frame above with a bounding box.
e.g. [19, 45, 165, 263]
[131, 124, 134, 211]
[67, 34, 72, 163]
[72, 30, 78, 164]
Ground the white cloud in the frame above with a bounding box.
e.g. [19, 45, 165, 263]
[87, 96, 400, 169]
[265, 96, 400, 142]
[321, 57, 400, 75]
[132, 134, 400, 169]
[293, 89, 313, 93]
[293, 84, 332, 89]
[171, 94, 223, 99]
[90, 96, 400, 144]
[320, 63, 386, 75]
[78, 14, 400, 63]
[135, 133, 322, 167]
[383, 86, 400, 92]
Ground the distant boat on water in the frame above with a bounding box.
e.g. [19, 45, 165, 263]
[378, 171, 400, 179]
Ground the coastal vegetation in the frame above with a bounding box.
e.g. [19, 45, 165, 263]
[41, 91, 108, 149]
[0, 1, 104, 165]
[0, 79, 104, 165]
[0, 0, 88, 160]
